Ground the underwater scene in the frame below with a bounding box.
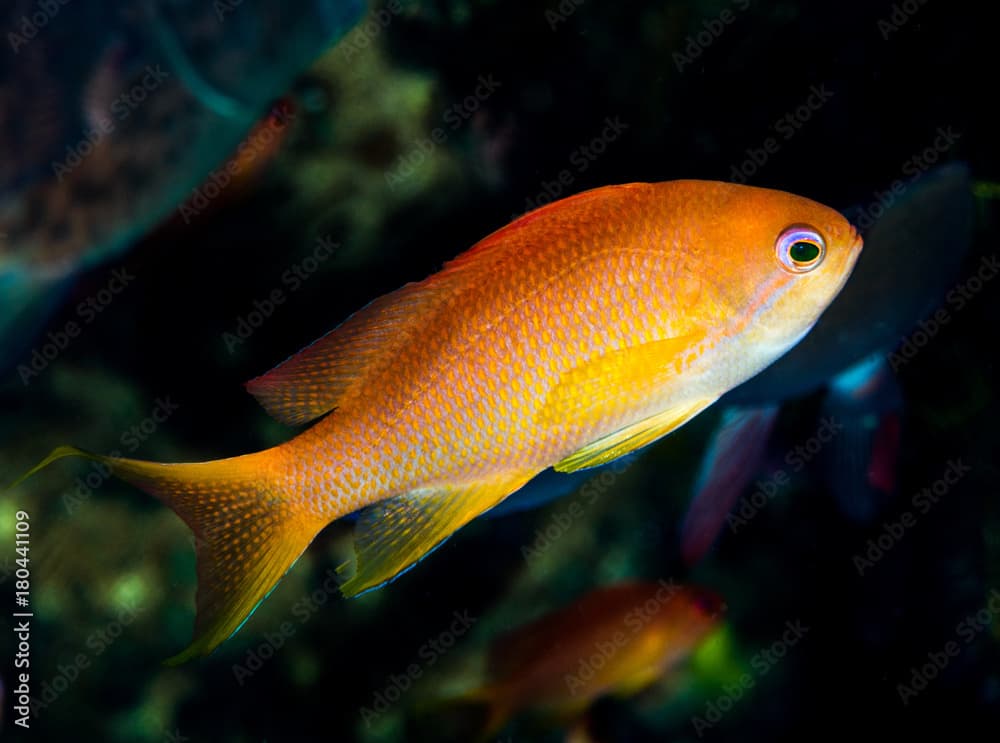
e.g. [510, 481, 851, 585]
[0, 0, 997, 740]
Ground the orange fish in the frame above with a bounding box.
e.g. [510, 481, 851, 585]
[222, 97, 297, 195]
[9, 181, 862, 662]
[438, 581, 725, 740]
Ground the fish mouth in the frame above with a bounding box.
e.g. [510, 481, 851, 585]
[827, 226, 864, 298]
[849, 226, 864, 256]
[841, 226, 864, 276]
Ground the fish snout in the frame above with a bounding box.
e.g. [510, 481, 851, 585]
[849, 225, 864, 255]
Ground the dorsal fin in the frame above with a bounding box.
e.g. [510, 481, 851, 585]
[245, 279, 458, 425]
[246, 184, 642, 425]
[244, 237, 516, 426]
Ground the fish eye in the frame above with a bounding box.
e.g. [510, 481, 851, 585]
[776, 225, 826, 273]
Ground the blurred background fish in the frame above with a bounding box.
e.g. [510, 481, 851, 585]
[417, 582, 725, 742]
[0, 0, 364, 371]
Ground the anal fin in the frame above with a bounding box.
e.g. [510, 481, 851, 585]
[338, 472, 533, 597]
[555, 397, 718, 473]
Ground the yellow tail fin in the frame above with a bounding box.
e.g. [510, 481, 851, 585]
[7, 445, 322, 664]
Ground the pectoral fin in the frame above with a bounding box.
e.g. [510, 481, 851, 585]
[338, 472, 534, 597]
[539, 333, 708, 428]
[554, 397, 718, 473]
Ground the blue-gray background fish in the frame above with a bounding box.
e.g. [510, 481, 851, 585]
[680, 163, 976, 561]
[0, 0, 364, 370]
[727, 163, 974, 405]
[499, 164, 974, 530]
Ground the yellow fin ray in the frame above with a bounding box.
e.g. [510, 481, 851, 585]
[5, 445, 90, 491]
[338, 473, 533, 597]
[554, 397, 718, 473]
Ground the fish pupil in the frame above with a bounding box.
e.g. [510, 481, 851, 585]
[790, 241, 820, 263]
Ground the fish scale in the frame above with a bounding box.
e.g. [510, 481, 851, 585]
[9, 179, 862, 662]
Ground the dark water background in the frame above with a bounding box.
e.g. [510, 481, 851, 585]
[1, 0, 997, 740]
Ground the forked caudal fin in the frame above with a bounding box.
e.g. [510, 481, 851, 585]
[6, 445, 323, 664]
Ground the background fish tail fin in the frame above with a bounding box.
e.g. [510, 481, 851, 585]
[416, 685, 512, 743]
[8, 445, 322, 663]
[469, 686, 513, 742]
